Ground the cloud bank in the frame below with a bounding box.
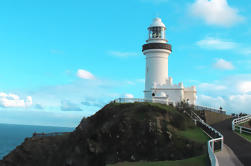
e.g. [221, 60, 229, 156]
[189, 0, 244, 27]
[61, 100, 83, 112]
[196, 37, 237, 50]
[0, 93, 32, 108]
[197, 74, 251, 114]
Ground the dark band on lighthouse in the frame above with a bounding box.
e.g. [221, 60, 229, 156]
[142, 43, 172, 52]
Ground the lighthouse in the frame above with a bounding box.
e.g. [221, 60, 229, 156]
[142, 18, 197, 105]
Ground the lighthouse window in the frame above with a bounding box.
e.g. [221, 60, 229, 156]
[149, 27, 163, 39]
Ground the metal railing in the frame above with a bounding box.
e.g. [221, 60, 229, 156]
[114, 98, 226, 115]
[190, 111, 223, 166]
[194, 105, 226, 115]
[114, 98, 172, 105]
[232, 115, 251, 134]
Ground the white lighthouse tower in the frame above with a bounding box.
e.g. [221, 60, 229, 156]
[143, 18, 197, 105]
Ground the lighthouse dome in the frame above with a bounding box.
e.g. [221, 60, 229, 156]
[149, 17, 166, 28]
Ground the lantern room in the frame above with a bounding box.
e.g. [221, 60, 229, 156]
[147, 18, 167, 43]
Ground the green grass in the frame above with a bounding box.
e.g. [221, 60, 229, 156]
[236, 132, 251, 142]
[176, 127, 210, 144]
[107, 154, 209, 166]
[239, 121, 251, 127]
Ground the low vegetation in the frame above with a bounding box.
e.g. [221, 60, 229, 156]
[236, 132, 251, 142]
[176, 127, 209, 144]
[108, 154, 209, 166]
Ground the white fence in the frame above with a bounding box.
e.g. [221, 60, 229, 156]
[232, 115, 251, 134]
[190, 111, 223, 166]
[114, 98, 172, 105]
[114, 98, 226, 115]
[114, 98, 223, 166]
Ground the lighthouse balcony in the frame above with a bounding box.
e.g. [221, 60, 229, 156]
[142, 43, 172, 52]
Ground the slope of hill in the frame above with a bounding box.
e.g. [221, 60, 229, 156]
[0, 102, 209, 166]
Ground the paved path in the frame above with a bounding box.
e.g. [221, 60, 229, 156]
[212, 119, 251, 166]
[215, 144, 243, 166]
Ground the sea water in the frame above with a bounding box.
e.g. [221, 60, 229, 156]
[0, 123, 74, 160]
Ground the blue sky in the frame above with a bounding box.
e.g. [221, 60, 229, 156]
[1, 0, 251, 127]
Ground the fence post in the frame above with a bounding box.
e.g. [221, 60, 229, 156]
[240, 127, 242, 134]
[212, 141, 214, 153]
[221, 138, 223, 151]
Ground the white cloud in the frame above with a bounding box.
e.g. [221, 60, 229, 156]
[81, 99, 106, 108]
[77, 69, 95, 80]
[124, 94, 134, 98]
[196, 37, 251, 57]
[196, 37, 237, 50]
[213, 59, 234, 70]
[237, 81, 251, 93]
[198, 83, 227, 91]
[25, 78, 123, 113]
[61, 100, 83, 111]
[189, 0, 244, 27]
[196, 74, 251, 114]
[228, 94, 251, 112]
[197, 94, 251, 113]
[197, 94, 225, 108]
[108, 51, 138, 57]
[0, 93, 32, 108]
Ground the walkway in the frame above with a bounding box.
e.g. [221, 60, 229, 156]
[215, 144, 243, 166]
[212, 119, 251, 166]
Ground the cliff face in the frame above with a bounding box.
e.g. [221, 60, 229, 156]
[0, 103, 206, 166]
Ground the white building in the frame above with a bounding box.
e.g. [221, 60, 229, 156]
[142, 18, 197, 105]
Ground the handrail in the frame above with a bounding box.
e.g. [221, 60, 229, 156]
[114, 98, 172, 105]
[232, 115, 251, 134]
[114, 98, 226, 115]
[190, 111, 223, 166]
[194, 105, 226, 114]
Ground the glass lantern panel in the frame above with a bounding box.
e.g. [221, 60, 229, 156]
[149, 27, 164, 39]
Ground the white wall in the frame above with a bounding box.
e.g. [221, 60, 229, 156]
[184, 86, 197, 105]
[144, 49, 171, 100]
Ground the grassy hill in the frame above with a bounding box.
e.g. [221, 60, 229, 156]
[1, 102, 210, 166]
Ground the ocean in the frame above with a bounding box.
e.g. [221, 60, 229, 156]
[0, 123, 74, 160]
